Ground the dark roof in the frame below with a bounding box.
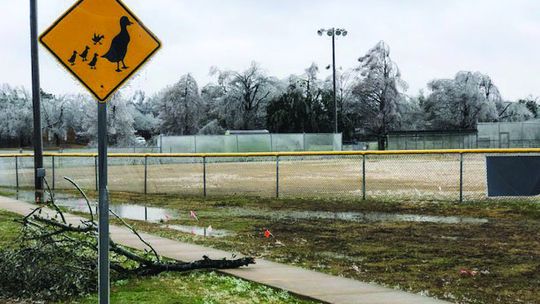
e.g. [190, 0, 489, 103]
[225, 130, 270, 135]
[388, 129, 477, 135]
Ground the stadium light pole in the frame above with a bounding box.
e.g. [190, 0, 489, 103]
[318, 27, 347, 134]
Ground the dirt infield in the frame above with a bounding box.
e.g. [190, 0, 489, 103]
[0, 154, 490, 201]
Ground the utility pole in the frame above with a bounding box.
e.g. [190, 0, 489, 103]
[30, 0, 44, 203]
[331, 32, 337, 134]
[317, 27, 348, 134]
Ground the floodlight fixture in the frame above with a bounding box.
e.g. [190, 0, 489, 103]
[316, 27, 348, 134]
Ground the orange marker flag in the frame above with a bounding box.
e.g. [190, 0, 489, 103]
[264, 229, 273, 238]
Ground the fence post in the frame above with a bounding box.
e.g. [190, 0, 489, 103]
[15, 156, 19, 191]
[144, 206, 148, 221]
[52, 155, 55, 190]
[94, 155, 98, 192]
[362, 154, 366, 200]
[144, 156, 148, 195]
[276, 156, 280, 198]
[203, 156, 207, 197]
[459, 153, 463, 203]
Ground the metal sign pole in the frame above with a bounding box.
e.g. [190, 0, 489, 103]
[30, 0, 44, 204]
[97, 101, 109, 304]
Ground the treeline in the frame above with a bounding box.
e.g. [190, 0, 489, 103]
[1, 41, 538, 149]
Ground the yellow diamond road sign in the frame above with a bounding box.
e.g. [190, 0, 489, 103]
[40, 0, 161, 102]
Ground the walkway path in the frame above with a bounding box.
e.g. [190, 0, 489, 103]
[0, 196, 450, 304]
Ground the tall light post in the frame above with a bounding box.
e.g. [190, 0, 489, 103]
[318, 27, 347, 134]
[30, 0, 44, 203]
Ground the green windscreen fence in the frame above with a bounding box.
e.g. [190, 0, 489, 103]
[160, 133, 342, 153]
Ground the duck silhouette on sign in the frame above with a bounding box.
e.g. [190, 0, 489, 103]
[79, 46, 90, 61]
[102, 16, 133, 72]
[68, 50, 77, 65]
[92, 33, 105, 45]
[88, 53, 98, 70]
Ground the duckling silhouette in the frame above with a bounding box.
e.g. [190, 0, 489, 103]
[102, 16, 133, 72]
[67, 50, 77, 65]
[88, 53, 98, 70]
[79, 46, 90, 61]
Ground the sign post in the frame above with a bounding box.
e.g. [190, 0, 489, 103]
[97, 101, 109, 302]
[39, 1, 160, 302]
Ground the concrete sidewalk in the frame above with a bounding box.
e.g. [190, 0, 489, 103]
[0, 196, 450, 304]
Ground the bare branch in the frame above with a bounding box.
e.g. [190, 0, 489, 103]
[63, 176, 95, 222]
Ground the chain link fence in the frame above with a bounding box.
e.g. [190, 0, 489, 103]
[1, 150, 539, 201]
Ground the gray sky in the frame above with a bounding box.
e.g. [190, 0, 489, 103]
[1, 0, 539, 100]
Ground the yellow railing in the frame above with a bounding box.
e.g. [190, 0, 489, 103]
[1, 147, 540, 158]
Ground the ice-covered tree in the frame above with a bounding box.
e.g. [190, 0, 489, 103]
[0, 84, 33, 147]
[153, 74, 202, 135]
[518, 97, 539, 118]
[41, 90, 70, 146]
[498, 102, 534, 122]
[82, 92, 136, 146]
[333, 67, 361, 140]
[266, 63, 332, 133]
[197, 119, 225, 135]
[128, 90, 159, 136]
[397, 94, 427, 130]
[423, 71, 500, 129]
[351, 41, 407, 150]
[209, 62, 277, 130]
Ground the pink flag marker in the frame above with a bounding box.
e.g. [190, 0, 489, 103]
[190, 210, 199, 221]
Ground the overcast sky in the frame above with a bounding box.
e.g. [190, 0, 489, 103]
[0, 0, 539, 100]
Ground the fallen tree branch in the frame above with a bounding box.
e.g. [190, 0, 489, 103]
[134, 256, 256, 276]
[64, 176, 95, 222]
[43, 178, 67, 224]
[106, 187, 161, 262]
[16, 177, 255, 280]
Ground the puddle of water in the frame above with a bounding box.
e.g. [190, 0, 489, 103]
[226, 208, 489, 224]
[8, 190, 232, 236]
[8, 189, 488, 225]
[11, 190, 176, 222]
[164, 224, 231, 238]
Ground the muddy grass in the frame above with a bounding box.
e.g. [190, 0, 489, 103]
[88, 192, 539, 304]
[2, 188, 539, 303]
